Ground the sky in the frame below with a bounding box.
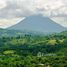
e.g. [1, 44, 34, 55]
[0, 0, 67, 28]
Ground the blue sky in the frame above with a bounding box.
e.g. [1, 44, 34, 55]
[0, 0, 67, 28]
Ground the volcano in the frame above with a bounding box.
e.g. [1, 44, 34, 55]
[8, 15, 65, 33]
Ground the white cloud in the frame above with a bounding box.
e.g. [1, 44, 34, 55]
[0, 0, 7, 9]
[0, 17, 25, 28]
[0, 0, 67, 28]
[51, 17, 67, 27]
[0, 0, 67, 18]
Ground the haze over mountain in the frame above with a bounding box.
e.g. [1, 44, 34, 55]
[8, 15, 66, 33]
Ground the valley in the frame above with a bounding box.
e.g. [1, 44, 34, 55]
[0, 29, 67, 67]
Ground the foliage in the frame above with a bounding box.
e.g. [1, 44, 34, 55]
[0, 30, 67, 67]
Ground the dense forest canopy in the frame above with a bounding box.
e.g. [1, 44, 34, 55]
[0, 29, 67, 67]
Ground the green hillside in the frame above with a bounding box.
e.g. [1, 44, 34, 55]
[0, 30, 67, 67]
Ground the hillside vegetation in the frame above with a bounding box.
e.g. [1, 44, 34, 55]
[0, 29, 67, 67]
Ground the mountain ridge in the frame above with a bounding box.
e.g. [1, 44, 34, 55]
[8, 15, 66, 33]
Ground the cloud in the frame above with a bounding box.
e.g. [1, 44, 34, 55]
[51, 17, 67, 27]
[0, 0, 7, 9]
[0, 0, 67, 28]
[0, 17, 25, 28]
[0, 0, 67, 18]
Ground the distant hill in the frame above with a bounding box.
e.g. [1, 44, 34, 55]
[8, 15, 66, 33]
[0, 29, 23, 37]
[0, 28, 45, 37]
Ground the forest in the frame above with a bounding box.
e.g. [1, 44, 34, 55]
[0, 29, 67, 67]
